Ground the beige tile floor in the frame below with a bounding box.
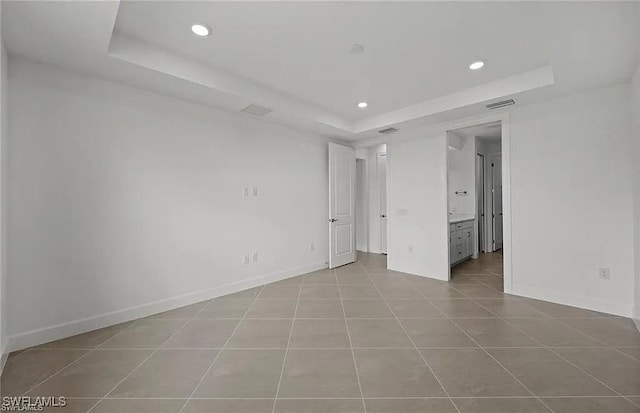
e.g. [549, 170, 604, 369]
[1, 252, 639, 412]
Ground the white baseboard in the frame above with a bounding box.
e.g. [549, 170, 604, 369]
[511, 283, 633, 318]
[387, 262, 449, 282]
[7, 261, 328, 352]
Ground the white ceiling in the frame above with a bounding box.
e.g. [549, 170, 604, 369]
[3, 1, 639, 143]
[453, 122, 502, 142]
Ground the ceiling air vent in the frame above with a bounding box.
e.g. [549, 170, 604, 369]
[241, 104, 273, 116]
[378, 127, 398, 135]
[486, 99, 515, 110]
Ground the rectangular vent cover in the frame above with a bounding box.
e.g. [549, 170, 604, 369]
[486, 99, 515, 110]
[378, 127, 398, 135]
[241, 104, 273, 116]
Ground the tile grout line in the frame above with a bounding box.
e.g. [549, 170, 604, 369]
[336, 267, 368, 413]
[478, 304, 640, 408]
[358, 262, 462, 413]
[19, 318, 146, 397]
[175, 285, 266, 413]
[452, 262, 640, 408]
[444, 270, 558, 413]
[10, 256, 638, 411]
[270, 276, 303, 413]
[85, 317, 202, 412]
[445, 317, 556, 412]
[406, 265, 557, 413]
[52, 395, 640, 400]
[85, 298, 241, 413]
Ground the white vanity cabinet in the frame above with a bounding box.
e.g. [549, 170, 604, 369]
[449, 219, 474, 266]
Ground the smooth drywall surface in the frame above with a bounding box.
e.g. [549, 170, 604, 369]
[387, 136, 449, 280]
[355, 159, 367, 252]
[7, 57, 330, 347]
[0, 2, 7, 361]
[632, 63, 640, 322]
[447, 135, 476, 215]
[510, 84, 635, 317]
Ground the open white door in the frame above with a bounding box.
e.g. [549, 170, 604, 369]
[491, 155, 503, 250]
[329, 143, 356, 268]
[377, 153, 388, 254]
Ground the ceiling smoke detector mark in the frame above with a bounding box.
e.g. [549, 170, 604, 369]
[350, 44, 365, 55]
[241, 104, 273, 116]
[378, 127, 398, 135]
[486, 99, 516, 110]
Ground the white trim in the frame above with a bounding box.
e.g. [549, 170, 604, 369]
[445, 137, 452, 281]
[376, 152, 388, 254]
[512, 283, 633, 318]
[485, 151, 502, 253]
[6, 261, 327, 352]
[501, 115, 513, 294]
[355, 157, 369, 253]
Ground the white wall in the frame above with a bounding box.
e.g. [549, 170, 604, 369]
[7, 57, 331, 349]
[387, 136, 449, 280]
[632, 63, 640, 323]
[355, 158, 367, 252]
[510, 84, 635, 317]
[0, 2, 8, 363]
[447, 135, 476, 214]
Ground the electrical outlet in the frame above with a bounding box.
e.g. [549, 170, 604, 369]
[598, 267, 610, 280]
[243, 255, 250, 264]
[310, 243, 315, 252]
[252, 187, 259, 197]
[253, 252, 258, 262]
[242, 187, 249, 197]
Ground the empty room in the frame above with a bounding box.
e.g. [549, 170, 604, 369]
[0, 1, 639, 412]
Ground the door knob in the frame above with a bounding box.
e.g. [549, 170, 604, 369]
[329, 218, 338, 222]
[381, 214, 387, 218]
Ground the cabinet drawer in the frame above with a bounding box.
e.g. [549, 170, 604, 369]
[454, 223, 464, 231]
[462, 220, 474, 229]
[455, 230, 463, 246]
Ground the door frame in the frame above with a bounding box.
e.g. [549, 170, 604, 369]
[377, 152, 388, 254]
[355, 157, 369, 253]
[486, 152, 503, 252]
[445, 112, 512, 294]
[475, 153, 485, 255]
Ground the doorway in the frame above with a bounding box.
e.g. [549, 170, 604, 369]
[331, 144, 387, 268]
[446, 120, 506, 292]
[487, 152, 503, 251]
[479, 139, 503, 253]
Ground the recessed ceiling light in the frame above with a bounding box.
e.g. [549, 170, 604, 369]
[357, 102, 368, 109]
[469, 60, 485, 70]
[191, 23, 211, 37]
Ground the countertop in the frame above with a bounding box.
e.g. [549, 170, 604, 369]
[449, 214, 475, 223]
